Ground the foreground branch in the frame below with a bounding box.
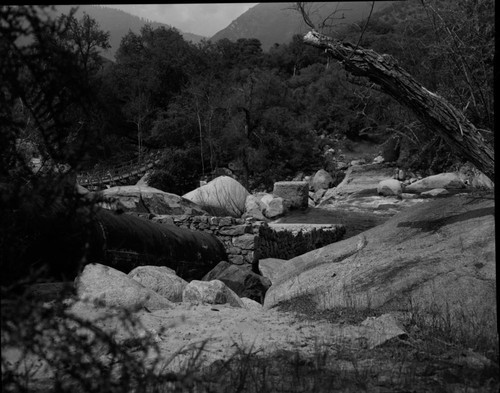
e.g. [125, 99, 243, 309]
[303, 30, 494, 181]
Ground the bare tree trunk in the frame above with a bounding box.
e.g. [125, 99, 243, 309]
[195, 100, 205, 177]
[303, 30, 494, 181]
[137, 122, 141, 165]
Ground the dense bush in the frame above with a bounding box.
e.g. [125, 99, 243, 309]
[0, 5, 106, 287]
[147, 147, 203, 195]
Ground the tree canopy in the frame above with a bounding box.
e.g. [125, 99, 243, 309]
[3, 1, 494, 196]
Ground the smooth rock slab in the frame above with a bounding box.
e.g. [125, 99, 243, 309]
[264, 195, 496, 330]
[100, 185, 207, 216]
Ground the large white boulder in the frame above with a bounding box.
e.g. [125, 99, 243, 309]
[100, 185, 207, 215]
[405, 173, 465, 193]
[183, 176, 250, 217]
[310, 169, 334, 192]
[75, 263, 174, 311]
[377, 179, 402, 197]
[128, 266, 188, 303]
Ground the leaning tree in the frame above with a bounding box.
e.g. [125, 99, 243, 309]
[295, 1, 494, 181]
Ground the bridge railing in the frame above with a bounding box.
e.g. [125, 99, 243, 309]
[77, 150, 164, 187]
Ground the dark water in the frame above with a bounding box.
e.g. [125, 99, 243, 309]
[273, 207, 389, 239]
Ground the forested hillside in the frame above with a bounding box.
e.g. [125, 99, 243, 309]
[5, 1, 494, 198]
[210, 1, 395, 51]
[50, 5, 206, 59]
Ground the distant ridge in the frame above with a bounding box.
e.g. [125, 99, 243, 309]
[210, 2, 394, 51]
[52, 5, 206, 60]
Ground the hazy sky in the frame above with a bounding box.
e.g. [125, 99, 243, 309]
[104, 3, 258, 37]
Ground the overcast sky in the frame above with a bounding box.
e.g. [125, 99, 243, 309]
[103, 3, 258, 37]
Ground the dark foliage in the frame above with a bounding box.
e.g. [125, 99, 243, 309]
[0, 5, 108, 287]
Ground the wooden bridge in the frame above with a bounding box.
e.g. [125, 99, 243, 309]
[77, 150, 163, 191]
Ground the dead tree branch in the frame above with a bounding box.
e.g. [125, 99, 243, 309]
[303, 30, 494, 181]
[292, 2, 348, 31]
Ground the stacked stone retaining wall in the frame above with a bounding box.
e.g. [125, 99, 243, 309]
[151, 215, 345, 269]
[262, 223, 346, 261]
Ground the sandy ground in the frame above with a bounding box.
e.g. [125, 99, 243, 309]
[63, 300, 407, 374]
[2, 299, 408, 387]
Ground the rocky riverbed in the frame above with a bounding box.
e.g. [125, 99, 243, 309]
[2, 162, 497, 392]
[3, 189, 497, 392]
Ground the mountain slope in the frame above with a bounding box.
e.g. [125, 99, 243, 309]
[210, 2, 395, 51]
[52, 5, 206, 60]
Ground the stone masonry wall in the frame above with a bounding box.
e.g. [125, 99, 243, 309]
[151, 215, 346, 270]
[261, 223, 346, 261]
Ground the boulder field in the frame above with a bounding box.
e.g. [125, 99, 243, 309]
[10, 190, 496, 387]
